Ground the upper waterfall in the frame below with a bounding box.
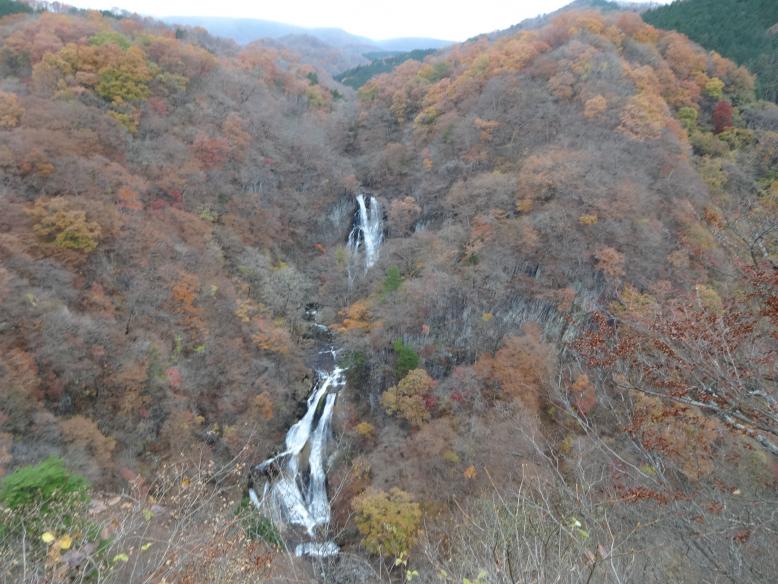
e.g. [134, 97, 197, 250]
[347, 194, 383, 273]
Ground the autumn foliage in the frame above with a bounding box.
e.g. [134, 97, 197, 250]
[474, 323, 554, 414]
[381, 368, 434, 426]
[28, 198, 102, 253]
[0, 4, 776, 582]
[351, 487, 422, 557]
[0, 90, 22, 128]
[712, 99, 734, 133]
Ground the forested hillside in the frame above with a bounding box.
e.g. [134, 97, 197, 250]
[0, 4, 776, 583]
[336, 49, 436, 89]
[643, 0, 778, 101]
[0, 0, 31, 17]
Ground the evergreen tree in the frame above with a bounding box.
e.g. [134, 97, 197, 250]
[644, 0, 778, 101]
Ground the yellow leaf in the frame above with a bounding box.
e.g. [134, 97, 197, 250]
[57, 534, 72, 550]
[141, 542, 153, 551]
[112, 553, 129, 563]
[41, 532, 56, 544]
[464, 465, 477, 480]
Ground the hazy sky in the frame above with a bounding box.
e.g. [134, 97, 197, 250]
[64, 1, 664, 41]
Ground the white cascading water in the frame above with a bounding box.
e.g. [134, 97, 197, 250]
[347, 194, 383, 274]
[250, 354, 345, 557]
[251, 195, 382, 558]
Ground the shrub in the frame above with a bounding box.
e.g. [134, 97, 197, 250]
[236, 496, 282, 547]
[351, 487, 422, 557]
[341, 351, 369, 390]
[88, 31, 131, 49]
[355, 421, 376, 439]
[583, 95, 607, 118]
[0, 456, 88, 511]
[28, 198, 102, 253]
[381, 368, 434, 426]
[383, 265, 403, 294]
[677, 106, 698, 131]
[393, 339, 420, 379]
[0, 90, 23, 128]
[704, 77, 725, 100]
[578, 214, 598, 225]
[713, 100, 734, 134]
[690, 130, 729, 156]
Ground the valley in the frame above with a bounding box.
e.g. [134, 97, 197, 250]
[0, 1, 776, 582]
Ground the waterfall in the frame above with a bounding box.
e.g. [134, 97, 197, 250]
[250, 354, 345, 557]
[347, 194, 383, 275]
[250, 193, 384, 558]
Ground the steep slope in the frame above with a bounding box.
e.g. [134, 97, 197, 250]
[353, 10, 753, 292]
[643, 0, 778, 101]
[328, 8, 777, 581]
[0, 11, 356, 489]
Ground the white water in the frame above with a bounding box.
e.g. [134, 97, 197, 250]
[347, 194, 383, 273]
[250, 195, 382, 558]
[250, 357, 345, 556]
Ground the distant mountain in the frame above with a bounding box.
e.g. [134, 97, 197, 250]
[643, 0, 778, 102]
[304, 28, 376, 51]
[254, 34, 371, 75]
[375, 37, 452, 52]
[163, 16, 452, 52]
[162, 16, 309, 45]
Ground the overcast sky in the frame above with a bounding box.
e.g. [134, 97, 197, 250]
[64, 1, 667, 41]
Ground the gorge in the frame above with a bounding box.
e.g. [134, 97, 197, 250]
[250, 195, 384, 557]
[0, 3, 776, 583]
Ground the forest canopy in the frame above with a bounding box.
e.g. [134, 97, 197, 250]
[644, 0, 778, 101]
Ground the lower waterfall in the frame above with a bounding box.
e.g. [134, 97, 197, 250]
[249, 351, 345, 557]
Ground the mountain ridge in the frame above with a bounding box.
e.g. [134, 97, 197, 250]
[162, 15, 454, 51]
